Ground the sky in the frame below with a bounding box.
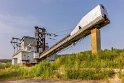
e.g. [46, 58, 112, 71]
[0, 0, 124, 59]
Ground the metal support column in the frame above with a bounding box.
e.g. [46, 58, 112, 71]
[35, 26, 46, 53]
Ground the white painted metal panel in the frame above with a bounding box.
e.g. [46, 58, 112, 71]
[12, 58, 17, 64]
[100, 5, 109, 19]
[12, 51, 38, 64]
[70, 4, 108, 36]
[22, 52, 37, 63]
[33, 53, 39, 59]
[12, 52, 22, 64]
[22, 52, 28, 60]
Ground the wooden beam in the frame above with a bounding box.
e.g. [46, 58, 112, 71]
[91, 28, 101, 54]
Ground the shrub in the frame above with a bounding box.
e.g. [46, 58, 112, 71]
[66, 69, 115, 80]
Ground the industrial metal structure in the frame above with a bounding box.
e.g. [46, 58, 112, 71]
[11, 4, 110, 65]
[11, 27, 53, 65]
[35, 26, 46, 53]
[12, 36, 37, 65]
[10, 37, 21, 54]
[39, 4, 110, 60]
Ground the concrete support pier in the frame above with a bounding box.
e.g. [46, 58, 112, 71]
[91, 28, 101, 54]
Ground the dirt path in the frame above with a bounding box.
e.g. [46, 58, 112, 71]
[0, 79, 122, 83]
[0, 79, 102, 83]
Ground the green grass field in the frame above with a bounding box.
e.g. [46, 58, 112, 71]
[0, 49, 124, 80]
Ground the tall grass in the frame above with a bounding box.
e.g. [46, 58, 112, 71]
[0, 63, 11, 69]
[0, 49, 124, 80]
[66, 69, 115, 80]
[32, 61, 55, 78]
[58, 49, 124, 69]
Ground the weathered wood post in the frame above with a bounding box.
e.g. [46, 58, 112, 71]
[91, 28, 101, 54]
